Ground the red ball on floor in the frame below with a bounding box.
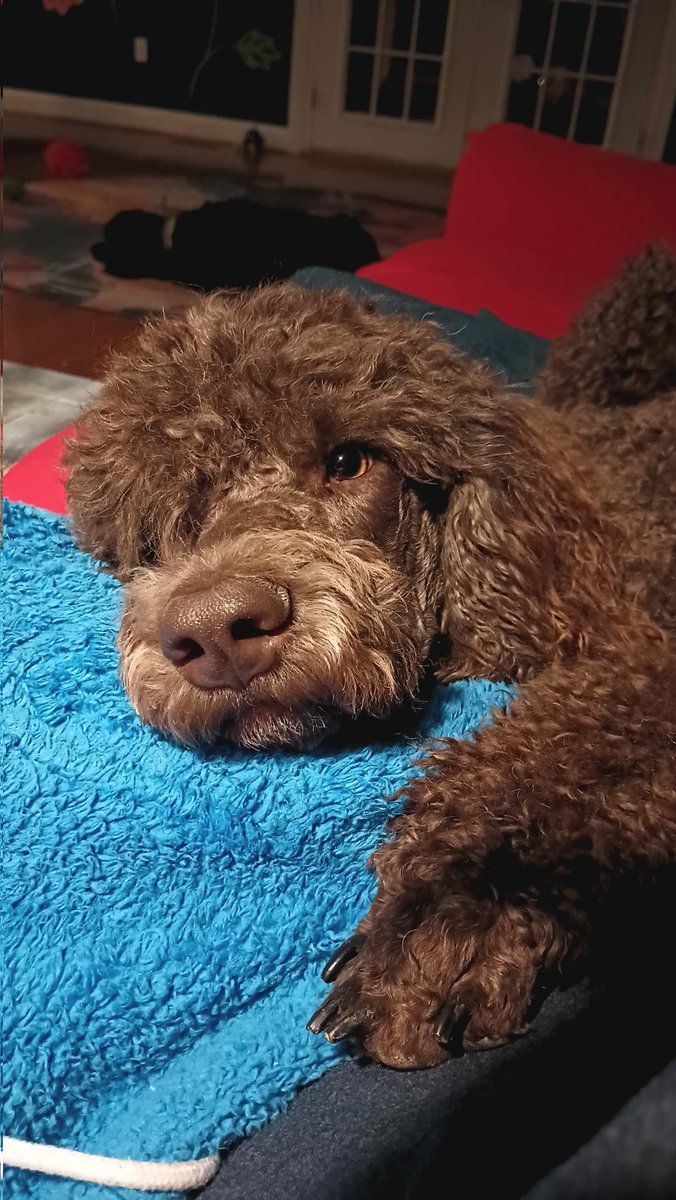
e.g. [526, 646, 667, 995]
[44, 139, 89, 180]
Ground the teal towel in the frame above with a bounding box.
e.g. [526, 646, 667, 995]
[291, 267, 549, 390]
[3, 500, 512, 1199]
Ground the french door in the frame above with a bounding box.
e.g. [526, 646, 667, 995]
[293, 0, 676, 167]
[507, 0, 676, 156]
[307, 0, 483, 168]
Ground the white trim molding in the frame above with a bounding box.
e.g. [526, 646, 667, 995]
[3, 88, 293, 152]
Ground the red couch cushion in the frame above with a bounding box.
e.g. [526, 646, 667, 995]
[360, 123, 676, 336]
[5, 428, 73, 515]
[359, 238, 582, 339]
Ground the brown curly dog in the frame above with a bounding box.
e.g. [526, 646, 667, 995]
[66, 245, 676, 1069]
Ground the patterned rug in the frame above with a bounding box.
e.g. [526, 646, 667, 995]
[4, 172, 444, 319]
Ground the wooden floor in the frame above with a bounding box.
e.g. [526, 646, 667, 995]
[4, 287, 140, 379]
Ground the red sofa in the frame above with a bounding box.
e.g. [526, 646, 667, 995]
[6, 122, 676, 514]
[359, 122, 676, 339]
[5, 428, 72, 515]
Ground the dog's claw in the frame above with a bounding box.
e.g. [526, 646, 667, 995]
[308, 979, 367, 1044]
[307, 993, 342, 1035]
[434, 999, 467, 1046]
[321, 934, 361, 983]
[324, 1012, 363, 1043]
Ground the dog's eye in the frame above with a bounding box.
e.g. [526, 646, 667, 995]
[326, 443, 372, 482]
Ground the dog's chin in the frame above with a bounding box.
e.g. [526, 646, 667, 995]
[219, 701, 341, 751]
[127, 676, 345, 751]
[132, 682, 402, 753]
[121, 632, 427, 751]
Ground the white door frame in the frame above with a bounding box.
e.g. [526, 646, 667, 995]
[609, 0, 676, 157]
[464, 0, 522, 136]
[292, 0, 676, 162]
[640, 0, 676, 157]
[482, 0, 676, 160]
[301, 0, 488, 169]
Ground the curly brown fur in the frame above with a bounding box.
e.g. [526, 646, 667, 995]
[66, 252, 676, 1068]
[539, 244, 676, 634]
[541, 243, 676, 411]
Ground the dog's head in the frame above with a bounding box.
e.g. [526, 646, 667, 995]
[66, 285, 617, 748]
[92, 210, 168, 280]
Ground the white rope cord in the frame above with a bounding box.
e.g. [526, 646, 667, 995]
[2, 1136, 221, 1192]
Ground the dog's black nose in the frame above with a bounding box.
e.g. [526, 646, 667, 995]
[159, 580, 291, 691]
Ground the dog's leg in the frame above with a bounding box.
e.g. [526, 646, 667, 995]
[309, 644, 675, 1068]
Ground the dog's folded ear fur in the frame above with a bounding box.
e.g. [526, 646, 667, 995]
[65, 310, 217, 580]
[64, 403, 144, 579]
[433, 393, 626, 681]
[346, 319, 628, 682]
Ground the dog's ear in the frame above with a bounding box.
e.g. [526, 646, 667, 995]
[64, 307, 219, 580]
[430, 391, 623, 681]
[335, 316, 625, 680]
[65, 389, 185, 580]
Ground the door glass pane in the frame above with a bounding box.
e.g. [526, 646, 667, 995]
[574, 78, 614, 143]
[550, 2, 591, 71]
[350, 0, 379, 48]
[416, 0, 449, 56]
[408, 58, 441, 121]
[539, 77, 575, 137]
[513, 0, 553, 68]
[587, 5, 628, 76]
[376, 55, 408, 116]
[345, 52, 374, 112]
[507, 74, 539, 128]
[388, 0, 417, 51]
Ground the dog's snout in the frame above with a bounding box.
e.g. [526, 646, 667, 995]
[160, 579, 291, 691]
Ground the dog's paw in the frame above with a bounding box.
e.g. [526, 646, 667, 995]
[308, 931, 449, 1068]
[308, 904, 546, 1068]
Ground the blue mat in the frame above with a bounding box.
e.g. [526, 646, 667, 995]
[3, 500, 512, 1199]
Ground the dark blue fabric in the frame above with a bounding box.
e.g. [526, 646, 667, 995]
[524, 1057, 676, 1200]
[203, 875, 676, 1199]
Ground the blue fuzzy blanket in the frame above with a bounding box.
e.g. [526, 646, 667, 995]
[3, 501, 511, 1198]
